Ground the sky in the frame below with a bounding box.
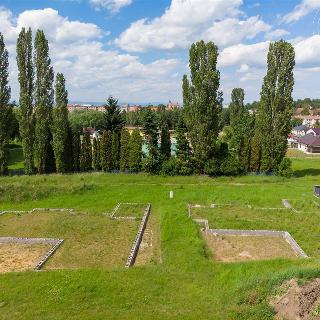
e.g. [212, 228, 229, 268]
[1, 0, 320, 104]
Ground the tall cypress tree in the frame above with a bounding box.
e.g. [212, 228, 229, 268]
[100, 130, 112, 171]
[52, 72, 69, 173]
[33, 30, 54, 174]
[92, 137, 100, 170]
[72, 131, 80, 172]
[80, 132, 92, 172]
[103, 96, 125, 133]
[0, 33, 11, 175]
[176, 116, 189, 162]
[183, 40, 221, 171]
[160, 121, 171, 160]
[120, 128, 130, 171]
[64, 127, 74, 172]
[256, 40, 295, 172]
[111, 132, 120, 170]
[16, 28, 34, 175]
[129, 128, 142, 172]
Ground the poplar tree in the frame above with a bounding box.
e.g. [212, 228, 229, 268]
[0, 33, 11, 175]
[111, 132, 120, 170]
[175, 117, 189, 162]
[129, 128, 142, 172]
[100, 130, 112, 171]
[257, 40, 295, 172]
[33, 30, 54, 173]
[72, 131, 80, 172]
[16, 28, 34, 175]
[183, 40, 221, 171]
[52, 72, 69, 173]
[64, 127, 74, 172]
[80, 132, 92, 171]
[92, 137, 100, 170]
[120, 128, 130, 171]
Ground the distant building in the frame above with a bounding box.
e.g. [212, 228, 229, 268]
[67, 104, 105, 112]
[296, 135, 320, 153]
[167, 100, 180, 110]
[292, 125, 308, 137]
[306, 128, 320, 136]
[294, 115, 320, 127]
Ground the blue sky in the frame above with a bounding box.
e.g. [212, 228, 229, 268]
[1, 0, 320, 104]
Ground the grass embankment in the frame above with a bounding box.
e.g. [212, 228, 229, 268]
[0, 157, 318, 319]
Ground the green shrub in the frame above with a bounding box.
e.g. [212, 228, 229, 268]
[276, 157, 293, 178]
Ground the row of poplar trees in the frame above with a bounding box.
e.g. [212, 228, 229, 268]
[181, 39, 295, 176]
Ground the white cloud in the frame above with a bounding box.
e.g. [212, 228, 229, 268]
[0, 7, 181, 103]
[295, 34, 320, 65]
[90, 0, 132, 12]
[115, 0, 274, 52]
[282, 0, 320, 23]
[265, 28, 290, 40]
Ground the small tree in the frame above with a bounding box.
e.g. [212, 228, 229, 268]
[72, 131, 80, 172]
[129, 128, 142, 172]
[100, 130, 112, 171]
[111, 132, 120, 170]
[80, 132, 92, 172]
[120, 128, 130, 171]
[64, 127, 74, 172]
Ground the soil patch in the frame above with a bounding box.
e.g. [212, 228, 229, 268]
[271, 278, 320, 320]
[202, 232, 299, 262]
[0, 243, 52, 272]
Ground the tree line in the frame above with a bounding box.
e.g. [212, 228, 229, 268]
[0, 29, 295, 177]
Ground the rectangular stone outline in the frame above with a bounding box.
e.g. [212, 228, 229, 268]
[0, 237, 64, 271]
[188, 203, 308, 259]
[125, 203, 151, 268]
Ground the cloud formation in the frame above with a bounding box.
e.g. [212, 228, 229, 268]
[283, 0, 320, 23]
[90, 0, 132, 12]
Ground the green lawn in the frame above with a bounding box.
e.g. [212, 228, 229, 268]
[0, 210, 141, 269]
[0, 159, 319, 319]
[7, 144, 24, 171]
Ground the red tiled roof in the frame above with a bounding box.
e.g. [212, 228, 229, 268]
[296, 134, 320, 146]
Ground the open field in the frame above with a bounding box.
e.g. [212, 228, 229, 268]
[202, 233, 299, 262]
[0, 157, 319, 319]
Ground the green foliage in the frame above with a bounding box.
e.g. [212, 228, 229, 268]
[0, 33, 11, 175]
[111, 132, 120, 170]
[119, 128, 130, 171]
[161, 157, 179, 176]
[256, 40, 295, 172]
[220, 153, 242, 176]
[204, 159, 220, 176]
[64, 127, 74, 172]
[103, 96, 125, 133]
[33, 30, 54, 174]
[79, 132, 92, 172]
[128, 128, 142, 172]
[276, 157, 293, 178]
[100, 130, 112, 171]
[72, 131, 80, 172]
[183, 40, 221, 171]
[52, 73, 69, 173]
[16, 28, 34, 175]
[92, 137, 100, 170]
[69, 110, 104, 133]
[160, 120, 171, 160]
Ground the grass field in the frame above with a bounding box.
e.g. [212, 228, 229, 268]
[0, 157, 319, 319]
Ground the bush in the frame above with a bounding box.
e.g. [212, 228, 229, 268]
[204, 159, 220, 176]
[161, 157, 179, 176]
[276, 157, 293, 178]
[142, 155, 161, 174]
[220, 154, 242, 176]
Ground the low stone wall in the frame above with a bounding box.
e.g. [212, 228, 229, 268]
[0, 208, 74, 216]
[206, 229, 308, 258]
[0, 237, 64, 270]
[125, 203, 151, 268]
